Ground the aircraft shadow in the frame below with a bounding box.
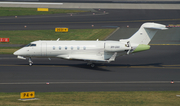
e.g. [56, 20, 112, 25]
[16, 62, 163, 72]
[108, 63, 163, 67]
[71, 63, 111, 72]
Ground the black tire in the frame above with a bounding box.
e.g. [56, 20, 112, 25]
[90, 64, 95, 68]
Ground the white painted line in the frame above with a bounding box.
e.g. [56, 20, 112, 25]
[176, 95, 180, 97]
[0, 81, 180, 85]
[18, 98, 39, 101]
[105, 27, 120, 40]
[0, 2, 63, 5]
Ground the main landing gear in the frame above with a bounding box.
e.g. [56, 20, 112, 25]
[90, 63, 95, 68]
[87, 63, 96, 68]
[29, 57, 33, 66]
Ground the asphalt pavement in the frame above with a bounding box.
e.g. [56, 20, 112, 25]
[0, 45, 180, 92]
[0, 8, 180, 92]
[0, 9, 180, 30]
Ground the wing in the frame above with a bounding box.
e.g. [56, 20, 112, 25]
[56, 52, 117, 63]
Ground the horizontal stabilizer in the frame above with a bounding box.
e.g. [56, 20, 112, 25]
[144, 26, 168, 30]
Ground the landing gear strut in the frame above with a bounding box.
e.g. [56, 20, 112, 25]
[29, 57, 33, 66]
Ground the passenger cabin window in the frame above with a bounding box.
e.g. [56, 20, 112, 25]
[65, 46, 67, 50]
[77, 46, 80, 50]
[83, 46, 86, 50]
[53, 46, 55, 50]
[71, 46, 73, 50]
[59, 46, 61, 50]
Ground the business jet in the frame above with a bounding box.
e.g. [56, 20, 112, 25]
[13, 22, 167, 67]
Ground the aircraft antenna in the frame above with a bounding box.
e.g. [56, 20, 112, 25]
[57, 38, 60, 41]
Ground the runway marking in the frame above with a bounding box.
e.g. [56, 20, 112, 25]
[0, 64, 180, 69]
[104, 66, 180, 69]
[0, 2, 63, 5]
[1, 18, 180, 25]
[0, 64, 68, 67]
[162, 64, 180, 67]
[0, 81, 180, 85]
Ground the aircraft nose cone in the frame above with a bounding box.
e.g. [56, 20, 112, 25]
[13, 51, 18, 55]
[13, 48, 26, 56]
[13, 50, 20, 55]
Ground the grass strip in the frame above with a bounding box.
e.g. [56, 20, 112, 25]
[0, 91, 179, 106]
[0, 29, 115, 44]
[0, 7, 87, 16]
[0, 49, 18, 54]
[0, 47, 21, 54]
[0, 29, 115, 54]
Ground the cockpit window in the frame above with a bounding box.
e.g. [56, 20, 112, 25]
[25, 43, 36, 47]
[30, 44, 36, 46]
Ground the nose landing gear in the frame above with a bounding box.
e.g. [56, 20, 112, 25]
[29, 57, 33, 66]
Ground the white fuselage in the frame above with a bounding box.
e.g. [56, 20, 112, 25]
[14, 40, 132, 61]
[13, 23, 167, 65]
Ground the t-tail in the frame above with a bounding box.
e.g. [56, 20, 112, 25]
[120, 22, 168, 53]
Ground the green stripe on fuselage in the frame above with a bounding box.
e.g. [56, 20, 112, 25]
[133, 44, 150, 53]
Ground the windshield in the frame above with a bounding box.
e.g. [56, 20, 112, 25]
[30, 44, 36, 46]
[25, 43, 36, 47]
[25, 43, 31, 47]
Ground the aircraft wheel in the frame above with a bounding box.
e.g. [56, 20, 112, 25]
[29, 57, 33, 66]
[29, 62, 33, 66]
[90, 64, 95, 68]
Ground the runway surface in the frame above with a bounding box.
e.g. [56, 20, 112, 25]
[1, 1, 180, 9]
[0, 9, 180, 30]
[0, 8, 180, 92]
[0, 45, 180, 92]
[6, 0, 180, 3]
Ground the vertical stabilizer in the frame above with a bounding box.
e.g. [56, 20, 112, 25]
[128, 22, 167, 44]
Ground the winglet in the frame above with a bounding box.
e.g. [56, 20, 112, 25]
[107, 52, 117, 63]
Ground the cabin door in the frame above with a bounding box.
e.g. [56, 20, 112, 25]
[41, 43, 47, 56]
